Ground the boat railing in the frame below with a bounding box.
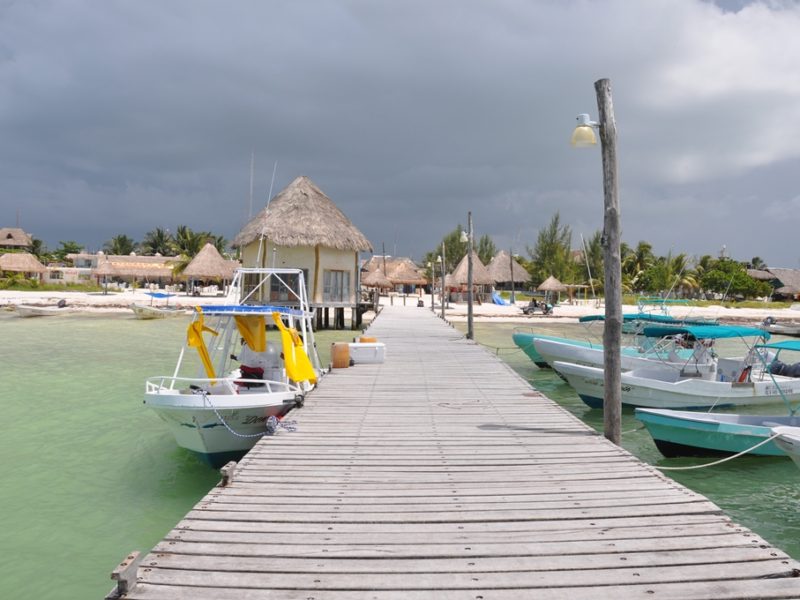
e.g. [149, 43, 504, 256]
[146, 375, 300, 396]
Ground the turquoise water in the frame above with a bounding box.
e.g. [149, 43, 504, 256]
[0, 311, 354, 599]
[465, 320, 800, 561]
[2, 313, 798, 599]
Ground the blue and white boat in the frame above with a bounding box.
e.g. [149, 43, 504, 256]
[143, 268, 321, 467]
[634, 340, 800, 457]
[554, 325, 800, 410]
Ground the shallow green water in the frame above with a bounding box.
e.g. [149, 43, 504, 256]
[0, 311, 354, 599]
[462, 320, 800, 562]
[2, 314, 798, 599]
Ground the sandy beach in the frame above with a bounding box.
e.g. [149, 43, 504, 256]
[4, 288, 792, 327]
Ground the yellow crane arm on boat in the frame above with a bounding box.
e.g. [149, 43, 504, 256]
[187, 307, 218, 380]
[271, 312, 317, 385]
[234, 315, 266, 352]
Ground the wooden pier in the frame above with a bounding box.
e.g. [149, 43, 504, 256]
[116, 306, 800, 599]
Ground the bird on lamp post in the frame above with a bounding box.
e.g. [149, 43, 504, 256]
[460, 212, 474, 341]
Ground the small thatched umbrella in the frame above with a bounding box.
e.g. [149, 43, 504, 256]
[538, 275, 567, 292]
[538, 275, 567, 303]
[93, 256, 116, 295]
[0, 252, 46, 278]
[362, 268, 393, 289]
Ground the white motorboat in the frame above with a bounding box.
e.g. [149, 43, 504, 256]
[144, 268, 321, 467]
[130, 292, 187, 319]
[761, 316, 800, 337]
[16, 300, 75, 317]
[771, 426, 800, 469]
[533, 333, 716, 377]
[554, 325, 800, 410]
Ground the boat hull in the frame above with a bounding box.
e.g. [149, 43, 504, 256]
[554, 360, 800, 410]
[772, 426, 800, 468]
[130, 303, 186, 320]
[635, 408, 799, 457]
[535, 337, 714, 376]
[16, 304, 74, 317]
[512, 331, 595, 369]
[145, 386, 299, 467]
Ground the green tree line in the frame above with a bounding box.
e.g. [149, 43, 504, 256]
[426, 213, 773, 300]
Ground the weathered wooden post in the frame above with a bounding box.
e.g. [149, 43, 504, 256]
[595, 78, 622, 445]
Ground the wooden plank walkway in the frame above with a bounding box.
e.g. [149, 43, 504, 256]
[121, 306, 800, 599]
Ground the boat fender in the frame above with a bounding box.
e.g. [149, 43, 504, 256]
[737, 365, 752, 383]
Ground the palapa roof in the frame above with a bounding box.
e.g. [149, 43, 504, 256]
[233, 176, 373, 252]
[182, 243, 239, 279]
[90, 254, 179, 278]
[0, 252, 45, 273]
[747, 269, 773, 281]
[363, 256, 429, 285]
[94, 256, 116, 276]
[763, 268, 800, 293]
[0, 228, 33, 248]
[487, 250, 529, 284]
[538, 275, 567, 292]
[361, 268, 393, 289]
[450, 251, 495, 286]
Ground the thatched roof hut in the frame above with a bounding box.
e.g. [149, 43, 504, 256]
[747, 269, 773, 281]
[451, 251, 495, 286]
[538, 275, 567, 292]
[362, 268, 393, 289]
[487, 251, 528, 285]
[0, 228, 33, 249]
[0, 252, 46, 274]
[233, 176, 373, 252]
[183, 243, 239, 280]
[100, 255, 178, 279]
[363, 256, 428, 284]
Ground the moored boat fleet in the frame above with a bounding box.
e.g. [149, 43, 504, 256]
[513, 311, 800, 470]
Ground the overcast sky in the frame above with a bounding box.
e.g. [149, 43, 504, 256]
[2, 0, 800, 266]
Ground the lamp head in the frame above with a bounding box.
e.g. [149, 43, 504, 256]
[571, 113, 598, 147]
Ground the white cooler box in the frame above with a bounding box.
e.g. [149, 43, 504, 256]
[348, 342, 386, 364]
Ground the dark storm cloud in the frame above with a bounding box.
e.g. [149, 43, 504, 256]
[2, 0, 800, 266]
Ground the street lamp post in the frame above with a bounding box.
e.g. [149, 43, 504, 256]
[571, 78, 622, 446]
[440, 242, 446, 321]
[463, 212, 474, 340]
[509, 248, 515, 305]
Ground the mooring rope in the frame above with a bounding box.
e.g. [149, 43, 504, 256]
[201, 391, 298, 438]
[654, 433, 781, 471]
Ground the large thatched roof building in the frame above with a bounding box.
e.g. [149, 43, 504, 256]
[0, 228, 33, 251]
[362, 256, 428, 289]
[487, 251, 529, 289]
[451, 251, 495, 286]
[233, 176, 373, 328]
[0, 252, 46, 277]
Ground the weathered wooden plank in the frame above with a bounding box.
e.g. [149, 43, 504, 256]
[124, 578, 800, 600]
[137, 546, 794, 575]
[134, 560, 798, 589]
[152, 533, 772, 560]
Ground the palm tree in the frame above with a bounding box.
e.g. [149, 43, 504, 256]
[141, 228, 175, 256]
[104, 234, 136, 256]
